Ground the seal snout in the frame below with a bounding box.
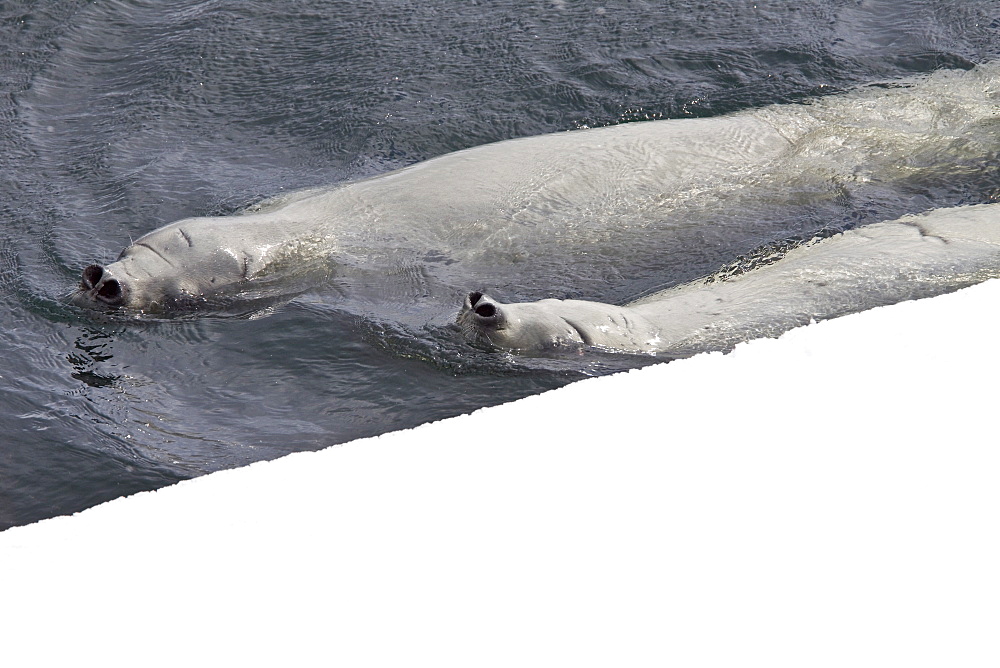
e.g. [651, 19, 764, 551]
[80, 264, 127, 307]
[467, 291, 502, 327]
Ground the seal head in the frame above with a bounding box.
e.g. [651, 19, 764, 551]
[458, 291, 588, 352]
[458, 291, 664, 354]
[72, 219, 259, 313]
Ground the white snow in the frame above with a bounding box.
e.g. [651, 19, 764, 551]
[3, 279, 999, 667]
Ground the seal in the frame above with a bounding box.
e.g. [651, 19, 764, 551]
[459, 292, 665, 353]
[76, 206, 336, 312]
[74, 64, 1000, 318]
[458, 203, 1000, 356]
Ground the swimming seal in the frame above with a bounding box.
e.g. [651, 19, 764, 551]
[458, 203, 1000, 356]
[74, 64, 1000, 319]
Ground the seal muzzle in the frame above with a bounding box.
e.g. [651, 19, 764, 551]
[466, 291, 503, 328]
[80, 264, 127, 307]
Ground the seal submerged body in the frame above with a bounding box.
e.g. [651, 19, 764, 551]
[75, 64, 1000, 320]
[459, 203, 1000, 356]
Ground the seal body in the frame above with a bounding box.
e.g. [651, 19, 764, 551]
[75, 64, 1000, 319]
[458, 203, 1000, 356]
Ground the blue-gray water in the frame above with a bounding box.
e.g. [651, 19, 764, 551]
[2, 1, 998, 529]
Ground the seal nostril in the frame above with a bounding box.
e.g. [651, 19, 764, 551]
[474, 302, 496, 318]
[96, 278, 123, 304]
[82, 265, 104, 289]
[468, 291, 484, 307]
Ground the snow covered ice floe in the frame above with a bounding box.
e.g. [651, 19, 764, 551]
[2, 279, 999, 667]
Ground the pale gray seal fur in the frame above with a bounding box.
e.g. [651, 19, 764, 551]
[458, 203, 1000, 356]
[75, 64, 1000, 319]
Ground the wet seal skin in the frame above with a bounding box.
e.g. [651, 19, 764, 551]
[75, 64, 1000, 319]
[459, 203, 1000, 356]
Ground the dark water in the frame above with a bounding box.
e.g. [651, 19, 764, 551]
[2, 1, 998, 529]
